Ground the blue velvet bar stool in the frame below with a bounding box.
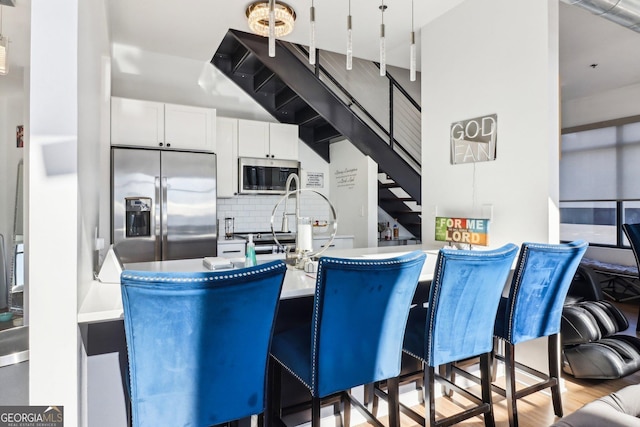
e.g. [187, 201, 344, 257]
[120, 260, 286, 427]
[492, 240, 588, 427]
[396, 243, 518, 427]
[269, 251, 426, 427]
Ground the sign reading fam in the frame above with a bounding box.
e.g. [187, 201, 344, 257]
[435, 217, 490, 246]
[450, 113, 497, 165]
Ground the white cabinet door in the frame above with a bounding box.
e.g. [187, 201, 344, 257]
[269, 122, 299, 160]
[237, 119, 269, 158]
[216, 117, 238, 198]
[164, 104, 216, 152]
[111, 97, 164, 148]
[312, 236, 354, 251]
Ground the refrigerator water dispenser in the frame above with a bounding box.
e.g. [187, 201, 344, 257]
[125, 197, 151, 237]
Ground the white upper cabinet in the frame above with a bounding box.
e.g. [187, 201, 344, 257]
[237, 119, 269, 158]
[237, 119, 298, 160]
[111, 97, 164, 148]
[216, 117, 239, 198]
[111, 97, 216, 152]
[268, 122, 299, 160]
[164, 104, 216, 151]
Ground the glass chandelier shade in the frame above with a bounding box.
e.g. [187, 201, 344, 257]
[409, 0, 416, 81]
[309, 2, 316, 65]
[410, 33, 416, 81]
[246, 0, 296, 56]
[346, 0, 352, 70]
[268, 0, 276, 57]
[379, 1, 386, 77]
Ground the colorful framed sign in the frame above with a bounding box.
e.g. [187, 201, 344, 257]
[435, 216, 490, 246]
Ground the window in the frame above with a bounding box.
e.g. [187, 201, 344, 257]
[560, 116, 640, 247]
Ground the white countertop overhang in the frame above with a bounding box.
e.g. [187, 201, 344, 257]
[78, 243, 443, 324]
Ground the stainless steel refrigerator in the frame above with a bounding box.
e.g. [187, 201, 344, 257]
[111, 147, 217, 264]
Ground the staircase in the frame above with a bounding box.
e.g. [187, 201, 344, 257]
[211, 29, 422, 239]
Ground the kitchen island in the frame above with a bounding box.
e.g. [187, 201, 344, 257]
[78, 243, 442, 324]
[75, 242, 495, 427]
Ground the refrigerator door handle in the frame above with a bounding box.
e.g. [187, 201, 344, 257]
[154, 176, 162, 261]
[161, 177, 169, 259]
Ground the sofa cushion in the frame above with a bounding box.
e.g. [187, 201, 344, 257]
[550, 384, 640, 426]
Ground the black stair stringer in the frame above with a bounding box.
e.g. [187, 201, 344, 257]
[213, 29, 421, 206]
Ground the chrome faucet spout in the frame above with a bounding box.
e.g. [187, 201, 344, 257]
[282, 173, 300, 232]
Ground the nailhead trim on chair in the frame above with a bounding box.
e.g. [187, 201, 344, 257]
[121, 262, 284, 283]
[271, 354, 313, 391]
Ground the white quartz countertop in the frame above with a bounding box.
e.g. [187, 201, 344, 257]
[78, 243, 442, 324]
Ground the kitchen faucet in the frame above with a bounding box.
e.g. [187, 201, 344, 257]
[281, 173, 300, 233]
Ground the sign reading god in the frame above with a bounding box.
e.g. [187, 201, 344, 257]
[450, 114, 497, 165]
[435, 217, 490, 246]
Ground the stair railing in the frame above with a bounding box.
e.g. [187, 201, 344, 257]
[288, 44, 422, 173]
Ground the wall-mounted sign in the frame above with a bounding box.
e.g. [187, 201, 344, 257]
[306, 172, 324, 188]
[435, 216, 490, 246]
[450, 114, 497, 165]
[334, 167, 358, 189]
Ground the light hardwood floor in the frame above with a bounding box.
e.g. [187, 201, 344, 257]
[360, 302, 640, 427]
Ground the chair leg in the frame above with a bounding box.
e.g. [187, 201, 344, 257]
[371, 382, 379, 416]
[548, 334, 563, 418]
[504, 342, 518, 427]
[342, 390, 351, 427]
[424, 365, 437, 427]
[491, 337, 498, 382]
[312, 396, 321, 427]
[415, 372, 425, 404]
[268, 357, 282, 424]
[480, 353, 496, 427]
[387, 377, 400, 427]
[440, 363, 453, 397]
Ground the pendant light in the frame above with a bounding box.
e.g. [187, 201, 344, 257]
[309, 0, 316, 65]
[0, 6, 8, 76]
[379, 1, 386, 77]
[268, 0, 276, 57]
[410, 0, 416, 81]
[346, 0, 353, 70]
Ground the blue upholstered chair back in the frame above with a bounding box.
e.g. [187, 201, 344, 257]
[120, 261, 286, 427]
[623, 223, 640, 271]
[496, 240, 587, 345]
[423, 244, 518, 367]
[311, 251, 426, 398]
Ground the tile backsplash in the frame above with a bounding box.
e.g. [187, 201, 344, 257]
[217, 193, 331, 233]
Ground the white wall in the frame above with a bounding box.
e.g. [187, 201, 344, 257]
[420, 0, 559, 374]
[562, 82, 640, 128]
[29, 0, 109, 425]
[78, 0, 111, 309]
[111, 46, 274, 121]
[29, 0, 80, 424]
[421, 0, 560, 249]
[330, 140, 377, 248]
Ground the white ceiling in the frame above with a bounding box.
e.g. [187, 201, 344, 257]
[3, 1, 640, 102]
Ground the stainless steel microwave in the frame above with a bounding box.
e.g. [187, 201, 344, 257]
[238, 157, 300, 195]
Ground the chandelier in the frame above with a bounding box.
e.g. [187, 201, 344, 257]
[246, 1, 296, 38]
